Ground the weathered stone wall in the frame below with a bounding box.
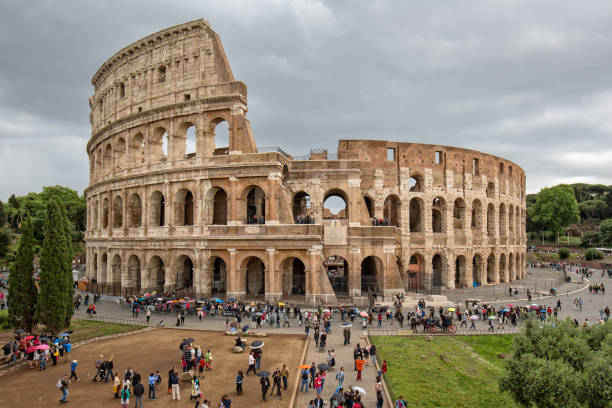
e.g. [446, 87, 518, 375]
[85, 20, 527, 305]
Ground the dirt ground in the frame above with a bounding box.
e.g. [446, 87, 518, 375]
[0, 328, 305, 407]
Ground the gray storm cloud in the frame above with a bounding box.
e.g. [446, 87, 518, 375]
[1, 0, 612, 200]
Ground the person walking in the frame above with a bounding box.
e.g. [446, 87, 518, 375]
[300, 368, 309, 392]
[272, 368, 282, 399]
[247, 352, 256, 375]
[113, 373, 121, 398]
[260, 374, 270, 401]
[148, 372, 157, 400]
[281, 364, 289, 391]
[120, 384, 130, 408]
[370, 344, 377, 365]
[170, 369, 180, 400]
[133, 380, 145, 408]
[343, 327, 351, 345]
[336, 367, 345, 387]
[58, 374, 70, 403]
[146, 308, 151, 324]
[235, 370, 244, 395]
[355, 358, 365, 381]
[314, 373, 322, 398]
[64, 340, 72, 362]
[69, 359, 79, 381]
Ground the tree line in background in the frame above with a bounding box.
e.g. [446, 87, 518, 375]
[527, 183, 612, 248]
[0, 185, 86, 260]
[7, 198, 75, 333]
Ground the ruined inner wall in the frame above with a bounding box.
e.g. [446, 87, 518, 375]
[84, 19, 527, 305]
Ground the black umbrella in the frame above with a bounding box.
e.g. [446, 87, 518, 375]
[250, 340, 264, 349]
[341, 323, 352, 328]
[317, 363, 330, 371]
[13, 329, 25, 334]
[64, 330, 74, 334]
[256, 371, 270, 377]
[185, 338, 195, 343]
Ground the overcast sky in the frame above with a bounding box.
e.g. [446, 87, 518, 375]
[1, 0, 612, 200]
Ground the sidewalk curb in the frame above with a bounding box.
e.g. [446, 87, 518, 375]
[290, 335, 309, 407]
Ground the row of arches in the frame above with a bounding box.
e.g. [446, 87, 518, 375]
[91, 119, 230, 181]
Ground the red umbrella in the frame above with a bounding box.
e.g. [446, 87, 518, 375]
[25, 335, 35, 340]
[25, 345, 37, 353]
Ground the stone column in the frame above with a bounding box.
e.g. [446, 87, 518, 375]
[307, 247, 320, 306]
[228, 177, 239, 225]
[349, 247, 361, 297]
[266, 248, 280, 301]
[348, 178, 361, 226]
[108, 191, 113, 237]
[122, 189, 128, 236]
[226, 249, 239, 298]
[267, 173, 279, 224]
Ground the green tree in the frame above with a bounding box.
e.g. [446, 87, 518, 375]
[600, 218, 612, 246]
[0, 228, 10, 258]
[605, 191, 612, 218]
[500, 319, 612, 408]
[8, 194, 19, 210]
[581, 230, 602, 248]
[7, 213, 38, 331]
[579, 200, 607, 221]
[0, 200, 6, 226]
[37, 198, 69, 333]
[59, 202, 74, 326]
[528, 185, 580, 242]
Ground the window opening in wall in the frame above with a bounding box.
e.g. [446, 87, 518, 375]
[158, 66, 166, 83]
[323, 193, 348, 220]
[214, 120, 230, 150]
[119, 83, 125, 98]
[293, 192, 312, 224]
[473, 158, 479, 176]
[435, 151, 443, 164]
[185, 125, 196, 157]
[184, 94, 191, 101]
[509, 165, 513, 176]
[161, 131, 169, 159]
[138, 107, 142, 112]
[387, 148, 395, 161]
[499, 162, 504, 174]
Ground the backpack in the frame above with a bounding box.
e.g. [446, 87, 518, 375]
[302, 371, 308, 380]
[395, 400, 406, 408]
[56, 379, 63, 389]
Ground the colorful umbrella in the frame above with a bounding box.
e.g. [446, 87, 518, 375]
[36, 344, 50, 350]
[488, 316, 497, 320]
[352, 386, 367, 395]
[341, 323, 352, 327]
[448, 308, 456, 312]
[470, 315, 479, 320]
[359, 311, 368, 318]
[25, 346, 37, 353]
[299, 364, 310, 369]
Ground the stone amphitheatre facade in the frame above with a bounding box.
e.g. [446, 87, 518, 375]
[84, 19, 527, 304]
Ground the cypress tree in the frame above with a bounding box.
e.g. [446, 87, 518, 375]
[38, 198, 68, 333]
[7, 213, 37, 331]
[59, 202, 74, 326]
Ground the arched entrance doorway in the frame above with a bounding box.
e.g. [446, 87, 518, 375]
[323, 256, 348, 295]
[245, 257, 265, 295]
[148, 256, 165, 293]
[472, 254, 483, 286]
[211, 257, 227, 295]
[455, 255, 466, 287]
[281, 257, 306, 296]
[127, 255, 141, 291]
[245, 186, 266, 224]
[177, 255, 194, 291]
[407, 254, 424, 291]
[361, 256, 383, 295]
[432, 254, 445, 288]
[487, 254, 496, 284]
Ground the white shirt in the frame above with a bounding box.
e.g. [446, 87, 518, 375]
[249, 355, 255, 365]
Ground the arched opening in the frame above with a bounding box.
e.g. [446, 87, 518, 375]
[432, 254, 445, 287]
[115, 138, 126, 170]
[281, 257, 306, 296]
[113, 195, 123, 228]
[129, 132, 145, 165]
[212, 189, 228, 225]
[409, 198, 424, 232]
[515, 207, 520, 238]
[383, 195, 401, 226]
[185, 125, 196, 158]
[127, 255, 141, 290]
[245, 257, 265, 295]
[487, 203, 495, 237]
[499, 253, 507, 283]
[102, 198, 109, 229]
[293, 192, 312, 224]
[471, 200, 482, 229]
[364, 196, 375, 219]
[486, 182, 495, 199]
[100, 253, 108, 283]
[453, 198, 466, 230]
[472, 254, 482, 286]
[245, 186, 266, 224]
[176, 255, 194, 291]
[508, 253, 515, 282]
[499, 203, 506, 236]
[128, 193, 142, 227]
[148, 256, 165, 293]
[323, 256, 348, 295]
[92, 200, 99, 230]
[111, 254, 122, 284]
[323, 190, 348, 219]
[432, 197, 446, 233]
[95, 150, 103, 180]
[487, 253, 496, 284]
[213, 119, 230, 152]
[150, 191, 165, 227]
[361, 256, 383, 295]
[407, 254, 424, 291]
[409, 175, 423, 192]
[211, 257, 227, 295]
[508, 205, 515, 236]
[150, 127, 169, 163]
[455, 255, 466, 287]
[175, 189, 194, 226]
[161, 130, 169, 159]
[103, 144, 112, 175]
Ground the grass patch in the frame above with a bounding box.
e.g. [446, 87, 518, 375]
[67, 319, 143, 343]
[373, 335, 518, 408]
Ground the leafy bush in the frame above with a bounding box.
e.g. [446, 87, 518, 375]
[558, 248, 570, 259]
[0, 310, 11, 329]
[581, 230, 601, 247]
[585, 248, 604, 261]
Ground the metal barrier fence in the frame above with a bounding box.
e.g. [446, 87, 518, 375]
[73, 314, 149, 326]
[84, 283, 195, 299]
[367, 327, 521, 336]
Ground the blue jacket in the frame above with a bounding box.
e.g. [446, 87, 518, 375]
[70, 361, 78, 371]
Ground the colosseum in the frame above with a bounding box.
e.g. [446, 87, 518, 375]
[84, 19, 527, 304]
